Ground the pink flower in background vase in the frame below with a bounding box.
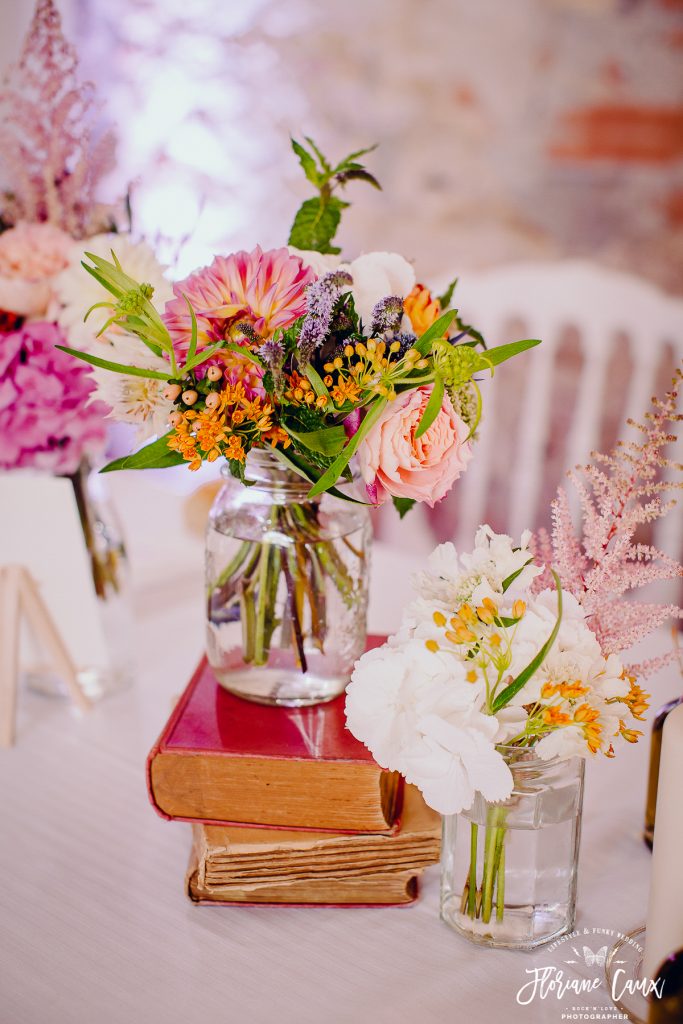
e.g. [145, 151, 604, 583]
[0, 322, 108, 474]
[0, 221, 73, 318]
[358, 385, 473, 506]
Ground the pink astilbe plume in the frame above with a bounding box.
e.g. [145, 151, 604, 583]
[534, 368, 683, 676]
[0, 0, 117, 237]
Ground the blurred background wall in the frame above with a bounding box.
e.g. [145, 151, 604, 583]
[2, 0, 682, 289]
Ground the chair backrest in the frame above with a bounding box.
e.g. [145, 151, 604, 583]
[376, 260, 683, 567]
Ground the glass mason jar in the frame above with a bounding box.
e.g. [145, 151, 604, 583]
[206, 449, 371, 706]
[26, 460, 134, 700]
[440, 748, 585, 950]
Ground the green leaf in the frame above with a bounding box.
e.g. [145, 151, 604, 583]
[392, 497, 416, 519]
[100, 433, 185, 472]
[336, 168, 381, 190]
[436, 277, 458, 310]
[414, 377, 445, 439]
[303, 136, 332, 174]
[55, 345, 171, 381]
[270, 445, 370, 504]
[286, 425, 347, 457]
[219, 341, 264, 367]
[183, 292, 198, 364]
[501, 557, 534, 593]
[491, 572, 563, 713]
[183, 341, 226, 372]
[288, 195, 348, 255]
[307, 398, 387, 498]
[334, 144, 378, 169]
[486, 338, 541, 367]
[291, 138, 321, 186]
[414, 309, 459, 356]
[302, 362, 330, 401]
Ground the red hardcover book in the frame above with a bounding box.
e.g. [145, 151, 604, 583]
[146, 637, 403, 833]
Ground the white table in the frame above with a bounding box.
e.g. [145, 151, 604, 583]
[1, 474, 678, 1024]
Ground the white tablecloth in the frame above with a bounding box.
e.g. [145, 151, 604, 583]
[1, 474, 678, 1024]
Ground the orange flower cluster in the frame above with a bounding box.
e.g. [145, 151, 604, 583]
[167, 383, 289, 470]
[283, 371, 329, 410]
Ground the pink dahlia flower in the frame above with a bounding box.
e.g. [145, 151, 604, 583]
[0, 322, 108, 474]
[162, 246, 315, 393]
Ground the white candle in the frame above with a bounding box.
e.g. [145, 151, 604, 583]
[644, 703, 683, 980]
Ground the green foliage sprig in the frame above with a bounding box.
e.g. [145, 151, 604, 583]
[288, 137, 381, 255]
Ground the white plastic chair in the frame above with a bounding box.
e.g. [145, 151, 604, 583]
[376, 261, 683, 566]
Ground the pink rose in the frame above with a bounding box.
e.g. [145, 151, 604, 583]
[0, 221, 73, 317]
[358, 385, 473, 506]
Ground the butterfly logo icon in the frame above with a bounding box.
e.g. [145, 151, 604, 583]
[565, 945, 608, 967]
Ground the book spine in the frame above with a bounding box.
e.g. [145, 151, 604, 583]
[146, 657, 206, 821]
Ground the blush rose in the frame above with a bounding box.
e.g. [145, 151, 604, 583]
[358, 385, 473, 506]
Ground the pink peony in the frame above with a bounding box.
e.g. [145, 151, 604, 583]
[0, 221, 73, 317]
[0, 321, 108, 474]
[358, 385, 473, 507]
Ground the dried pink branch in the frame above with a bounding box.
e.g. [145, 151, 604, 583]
[536, 368, 683, 671]
[0, 0, 118, 236]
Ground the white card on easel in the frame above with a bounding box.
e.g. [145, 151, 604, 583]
[0, 473, 109, 674]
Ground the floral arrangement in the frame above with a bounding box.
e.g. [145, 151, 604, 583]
[62, 137, 538, 507]
[345, 374, 682, 923]
[60, 137, 538, 669]
[0, 0, 171, 472]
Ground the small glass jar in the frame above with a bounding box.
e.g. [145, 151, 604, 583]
[440, 747, 585, 950]
[26, 460, 133, 700]
[206, 450, 371, 706]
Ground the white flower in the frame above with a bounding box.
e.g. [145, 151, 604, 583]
[345, 638, 514, 814]
[53, 233, 174, 351]
[411, 526, 541, 611]
[342, 251, 416, 328]
[91, 334, 173, 441]
[536, 726, 588, 760]
[287, 246, 341, 278]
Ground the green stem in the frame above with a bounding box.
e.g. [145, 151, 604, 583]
[496, 839, 506, 923]
[468, 822, 478, 918]
[209, 540, 251, 596]
[481, 811, 499, 924]
[254, 544, 272, 666]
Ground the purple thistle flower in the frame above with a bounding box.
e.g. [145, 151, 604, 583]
[298, 270, 352, 362]
[370, 295, 404, 335]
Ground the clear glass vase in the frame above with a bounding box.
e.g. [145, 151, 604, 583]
[26, 460, 134, 701]
[440, 748, 585, 950]
[206, 450, 371, 706]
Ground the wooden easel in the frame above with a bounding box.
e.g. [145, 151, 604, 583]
[0, 564, 91, 748]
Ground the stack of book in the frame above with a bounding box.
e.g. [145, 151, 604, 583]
[147, 653, 441, 906]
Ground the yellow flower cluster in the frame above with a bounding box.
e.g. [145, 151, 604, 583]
[167, 383, 289, 470]
[321, 340, 430, 407]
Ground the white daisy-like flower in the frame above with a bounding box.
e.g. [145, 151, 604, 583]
[91, 334, 173, 442]
[52, 233, 174, 351]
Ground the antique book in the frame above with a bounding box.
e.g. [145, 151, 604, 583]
[147, 642, 403, 832]
[186, 785, 440, 906]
